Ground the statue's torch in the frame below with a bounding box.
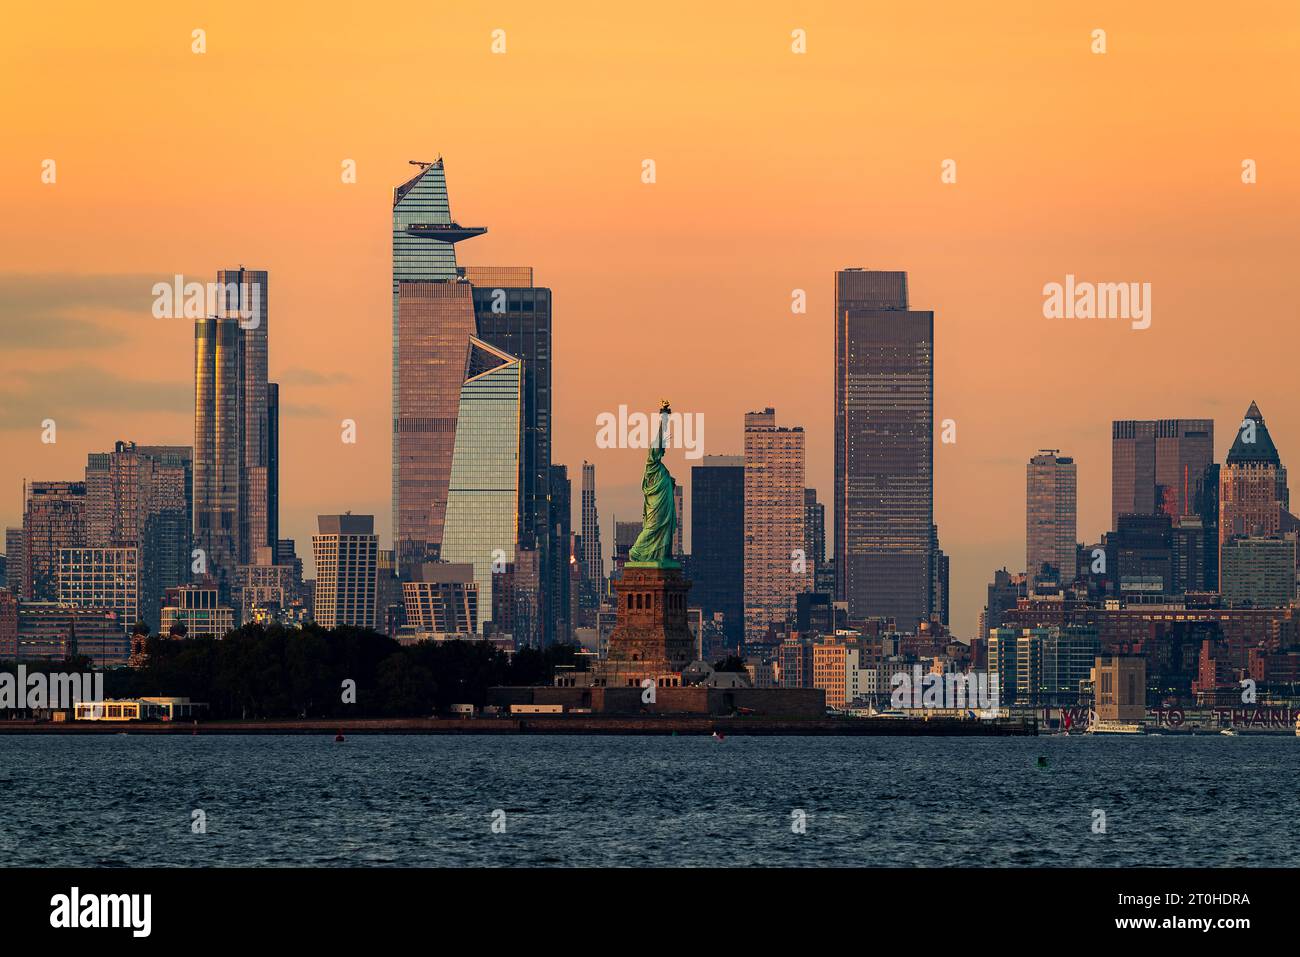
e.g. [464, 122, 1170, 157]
[656, 399, 671, 451]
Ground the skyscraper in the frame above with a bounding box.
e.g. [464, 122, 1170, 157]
[468, 266, 556, 644]
[216, 268, 275, 565]
[548, 464, 572, 644]
[311, 514, 379, 629]
[391, 159, 486, 575]
[439, 337, 522, 634]
[3, 528, 22, 598]
[834, 269, 936, 629]
[58, 546, 139, 634]
[1219, 402, 1290, 592]
[194, 313, 244, 600]
[22, 481, 87, 601]
[581, 462, 604, 583]
[673, 484, 685, 559]
[1026, 451, 1078, 583]
[1111, 418, 1214, 530]
[744, 408, 810, 642]
[84, 442, 191, 630]
[804, 488, 825, 571]
[691, 455, 744, 647]
[267, 381, 280, 561]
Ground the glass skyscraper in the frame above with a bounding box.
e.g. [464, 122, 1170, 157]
[194, 314, 243, 601]
[1111, 418, 1214, 531]
[834, 269, 937, 630]
[440, 337, 522, 632]
[392, 159, 487, 575]
[468, 266, 556, 644]
[691, 455, 744, 647]
[215, 268, 275, 565]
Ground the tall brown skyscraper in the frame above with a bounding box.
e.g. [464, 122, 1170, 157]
[1026, 451, 1078, 582]
[393, 280, 478, 571]
[834, 269, 937, 629]
[1110, 418, 1213, 530]
[744, 408, 810, 641]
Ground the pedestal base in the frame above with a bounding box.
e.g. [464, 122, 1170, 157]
[597, 565, 695, 687]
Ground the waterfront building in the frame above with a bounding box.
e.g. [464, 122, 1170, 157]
[402, 563, 479, 638]
[1094, 655, 1146, 721]
[160, 585, 236, 639]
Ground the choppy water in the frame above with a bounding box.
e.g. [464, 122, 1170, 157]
[0, 734, 1294, 866]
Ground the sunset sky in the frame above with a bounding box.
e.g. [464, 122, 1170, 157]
[2, 1, 1297, 636]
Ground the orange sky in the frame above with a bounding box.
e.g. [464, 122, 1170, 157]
[2, 0, 1298, 636]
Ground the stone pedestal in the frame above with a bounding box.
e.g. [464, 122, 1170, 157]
[597, 563, 695, 687]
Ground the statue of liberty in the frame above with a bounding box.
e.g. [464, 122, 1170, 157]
[628, 400, 678, 566]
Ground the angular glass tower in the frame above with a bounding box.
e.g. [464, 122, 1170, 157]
[391, 159, 486, 574]
[440, 337, 522, 632]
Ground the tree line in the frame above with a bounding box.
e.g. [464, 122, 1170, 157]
[92, 624, 585, 719]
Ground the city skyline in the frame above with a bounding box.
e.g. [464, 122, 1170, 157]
[3, 4, 1298, 637]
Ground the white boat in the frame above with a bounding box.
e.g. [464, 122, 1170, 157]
[1087, 720, 1145, 735]
[1220, 728, 1239, 736]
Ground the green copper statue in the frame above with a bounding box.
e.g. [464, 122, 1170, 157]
[628, 399, 678, 566]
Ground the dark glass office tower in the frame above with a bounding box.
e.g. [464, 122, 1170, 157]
[266, 381, 279, 562]
[804, 488, 825, 570]
[691, 455, 744, 647]
[391, 159, 485, 575]
[1111, 419, 1214, 531]
[548, 464, 572, 645]
[580, 462, 604, 583]
[467, 266, 556, 644]
[834, 269, 935, 629]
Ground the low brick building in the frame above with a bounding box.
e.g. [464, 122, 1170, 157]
[489, 684, 825, 717]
